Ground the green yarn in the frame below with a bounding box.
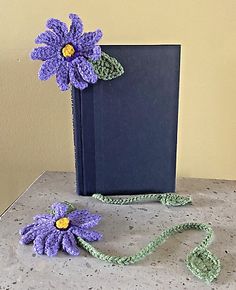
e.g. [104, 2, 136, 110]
[63, 201, 77, 214]
[92, 192, 192, 206]
[78, 222, 220, 283]
[187, 248, 220, 284]
[69, 193, 220, 283]
[91, 51, 124, 80]
[77, 223, 220, 283]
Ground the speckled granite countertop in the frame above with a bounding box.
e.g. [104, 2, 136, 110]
[0, 172, 235, 290]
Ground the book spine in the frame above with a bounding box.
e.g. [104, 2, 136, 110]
[71, 86, 84, 195]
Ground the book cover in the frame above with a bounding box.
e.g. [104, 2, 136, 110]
[72, 45, 181, 195]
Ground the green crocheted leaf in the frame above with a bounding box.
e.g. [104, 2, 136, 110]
[91, 52, 124, 80]
[160, 193, 192, 206]
[187, 249, 221, 283]
[63, 201, 76, 214]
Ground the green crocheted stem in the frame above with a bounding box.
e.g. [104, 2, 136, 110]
[78, 222, 220, 283]
[92, 193, 192, 206]
[63, 194, 219, 283]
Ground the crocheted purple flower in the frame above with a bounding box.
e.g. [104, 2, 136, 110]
[19, 202, 102, 256]
[31, 14, 102, 91]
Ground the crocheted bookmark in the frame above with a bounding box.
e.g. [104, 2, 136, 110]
[19, 193, 220, 284]
[90, 193, 220, 283]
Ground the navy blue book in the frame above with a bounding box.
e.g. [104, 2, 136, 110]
[72, 45, 181, 196]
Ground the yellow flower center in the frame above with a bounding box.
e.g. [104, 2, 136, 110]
[55, 217, 70, 229]
[62, 44, 75, 58]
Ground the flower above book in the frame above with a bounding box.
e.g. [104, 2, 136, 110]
[31, 13, 124, 91]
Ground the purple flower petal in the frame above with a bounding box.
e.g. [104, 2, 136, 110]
[34, 222, 54, 234]
[31, 46, 58, 61]
[67, 209, 89, 225]
[80, 214, 101, 229]
[85, 45, 101, 61]
[35, 30, 61, 46]
[71, 227, 102, 242]
[45, 231, 62, 257]
[20, 222, 52, 240]
[79, 29, 103, 49]
[51, 202, 69, 219]
[68, 209, 101, 228]
[38, 57, 61, 81]
[62, 232, 80, 256]
[68, 13, 83, 42]
[75, 57, 97, 84]
[56, 62, 70, 91]
[33, 234, 47, 255]
[69, 63, 88, 90]
[46, 18, 68, 40]
[33, 214, 53, 222]
[19, 223, 35, 236]
[20, 228, 37, 245]
[33, 228, 53, 255]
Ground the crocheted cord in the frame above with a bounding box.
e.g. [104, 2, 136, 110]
[91, 51, 124, 80]
[63, 193, 221, 283]
[76, 193, 220, 283]
[78, 222, 220, 284]
[92, 193, 192, 206]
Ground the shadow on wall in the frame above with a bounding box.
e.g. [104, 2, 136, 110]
[0, 55, 75, 214]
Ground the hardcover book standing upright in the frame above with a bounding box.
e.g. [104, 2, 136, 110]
[72, 45, 181, 196]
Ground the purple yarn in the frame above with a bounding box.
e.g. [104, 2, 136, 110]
[31, 13, 103, 91]
[19, 202, 102, 257]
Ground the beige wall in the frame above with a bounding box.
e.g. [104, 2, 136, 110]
[1, 0, 236, 214]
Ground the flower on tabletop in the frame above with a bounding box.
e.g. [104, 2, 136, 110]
[19, 202, 102, 256]
[31, 13, 103, 91]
